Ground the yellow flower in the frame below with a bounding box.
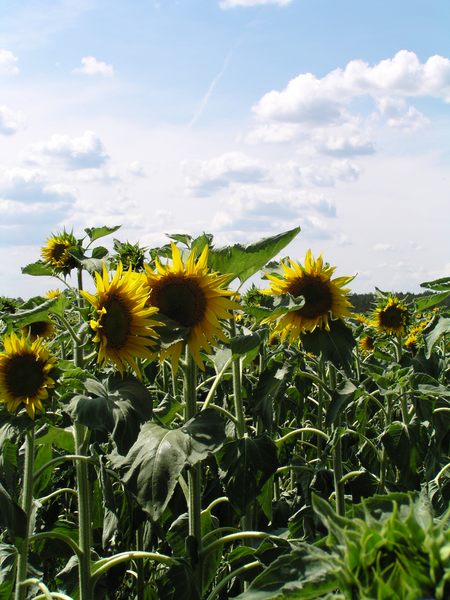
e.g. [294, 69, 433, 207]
[0, 333, 57, 419]
[41, 231, 79, 275]
[46, 289, 61, 299]
[405, 333, 418, 352]
[144, 242, 239, 371]
[262, 249, 353, 342]
[373, 296, 409, 336]
[359, 335, 375, 354]
[81, 262, 161, 377]
[21, 320, 55, 341]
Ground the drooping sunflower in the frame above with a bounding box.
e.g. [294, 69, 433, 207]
[81, 262, 161, 376]
[262, 249, 353, 342]
[21, 319, 55, 341]
[41, 231, 79, 275]
[0, 333, 57, 419]
[373, 296, 409, 336]
[144, 242, 239, 370]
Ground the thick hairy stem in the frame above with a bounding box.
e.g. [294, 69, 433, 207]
[15, 428, 35, 600]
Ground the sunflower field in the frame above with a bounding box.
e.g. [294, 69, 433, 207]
[0, 225, 449, 600]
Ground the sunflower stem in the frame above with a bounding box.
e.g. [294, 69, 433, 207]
[184, 349, 203, 589]
[15, 427, 35, 600]
[73, 422, 93, 600]
[328, 363, 345, 517]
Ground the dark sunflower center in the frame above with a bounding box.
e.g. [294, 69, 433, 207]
[52, 243, 68, 261]
[288, 275, 333, 319]
[102, 296, 132, 348]
[27, 322, 49, 337]
[151, 277, 206, 327]
[379, 306, 404, 329]
[5, 354, 45, 398]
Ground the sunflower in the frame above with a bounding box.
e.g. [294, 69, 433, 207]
[46, 289, 61, 299]
[81, 262, 161, 376]
[21, 320, 55, 341]
[359, 335, 375, 354]
[144, 242, 239, 370]
[262, 249, 353, 342]
[373, 296, 409, 336]
[41, 231, 79, 275]
[0, 333, 57, 418]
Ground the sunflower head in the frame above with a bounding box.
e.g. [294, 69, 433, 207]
[359, 335, 375, 354]
[0, 333, 57, 419]
[111, 239, 147, 272]
[81, 262, 161, 377]
[373, 296, 409, 336]
[262, 249, 353, 342]
[46, 289, 61, 299]
[144, 242, 239, 371]
[41, 231, 80, 275]
[21, 319, 55, 341]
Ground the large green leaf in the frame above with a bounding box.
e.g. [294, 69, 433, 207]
[217, 435, 279, 514]
[380, 419, 428, 487]
[300, 319, 356, 373]
[208, 227, 300, 284]
[235, 544, 337, 599]
[325, 379, 358, 427]
[423, 316, 450, 358]
[84, 225, 121, 243]
[110, 409, 225, 520]
[21, 261, 53, 277]
[70, 374, 154, 454]
[0, 483, 26, 540]
[420, 276, 450, 291]
[156, 560, 200, 600]
[0, 544, 17, 600]
[415, 291, 450, 311]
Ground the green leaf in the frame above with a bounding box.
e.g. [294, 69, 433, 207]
[252, 361, 293, 430]
[0, 544, 17, 600]
[35, 425, 75, 453]
[325, 379, 357, 427]
[415, 291, 450, 311]
[234, 544, 337, 599]
[21, 261, 53, 276]
[70, 375, 154, 454]
[208, 227, 300, 284]
[110, 409, 225, 520]
[420, 276, 450, 291]
[230, 329, 261, 357]
[156, 560, 200, 600]
[5, 297, 58, 322]
[218, 435, 279, 514]
[380, 419, 428, 485]
[0, 483, 26, 540]
[91, 245, 109, 259]
[300, 319, 356, 372]
[84, 225, 121, 243]
[423, 316, 450, 358]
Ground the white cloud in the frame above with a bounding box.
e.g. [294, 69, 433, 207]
[28, 130, 109, 169]
[376, 97, 428, 130]
[219, 0, 291, 8]
[0, 168, 76, 203]
[0, 49, 19, 75]
[74, 56, 114, 77]
[0, 105, 23, 135]
[373, 243, 394, 252]
[252, 51, 450, 125]
[315, 133, 375, 157]
[184, 152, 268, 195]
[127, 161, 145, 177]
[274, 159, 361, 188]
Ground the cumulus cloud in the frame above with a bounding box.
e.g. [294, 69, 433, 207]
[253, 51, 450, 126]
[376, 97, 428, 130]
[0, 105, 23, 135]
[29, 131, 109, 169]
[274, 159, 361, 188]
[315, 133, 375, 157]
[0, 168, 76, 203]
[219, 0, 291, 8]
[0, 49, 19, 75]
[74, 56, 114, 77]
[184, 152, 268, 196]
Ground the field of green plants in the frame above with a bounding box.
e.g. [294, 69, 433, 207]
[0, 225, 449, 600]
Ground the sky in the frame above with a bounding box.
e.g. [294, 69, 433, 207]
[0, 0, 449, 299]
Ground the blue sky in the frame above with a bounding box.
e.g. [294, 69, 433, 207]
[0, 0, 449, 298]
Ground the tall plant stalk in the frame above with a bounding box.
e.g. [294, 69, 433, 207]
[184, 350, 202, 584]
[15, 427, 35, 600]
